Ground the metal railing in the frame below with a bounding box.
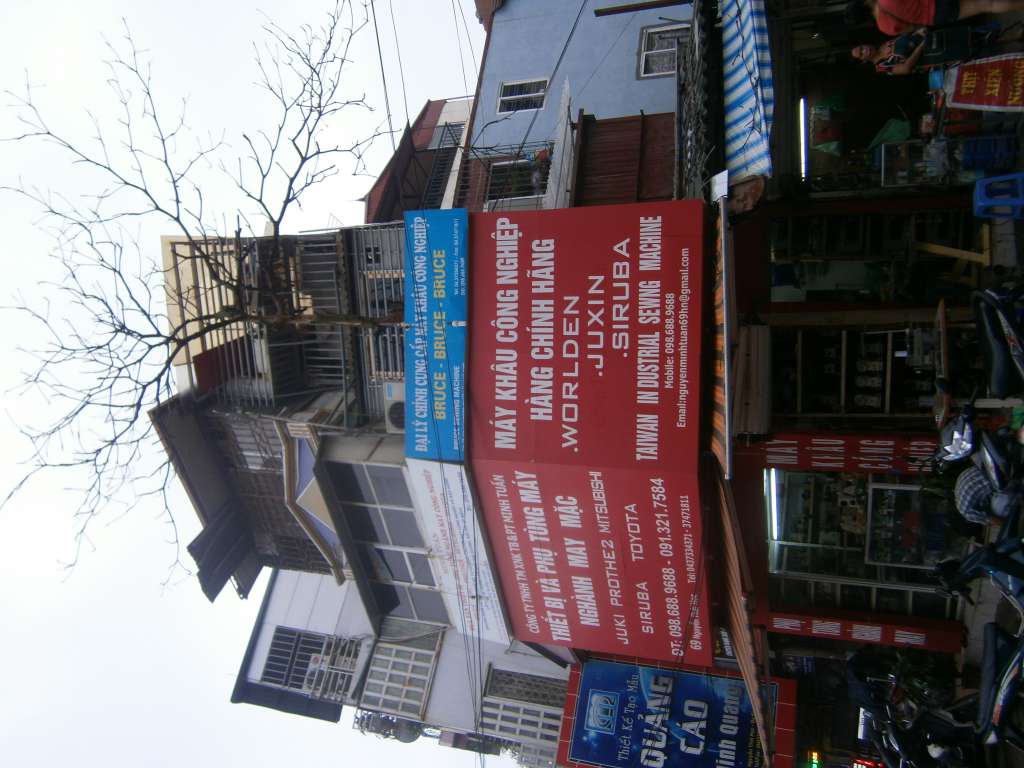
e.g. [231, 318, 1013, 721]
[455, 141, 554, 212]
[183, 225, 407, 426]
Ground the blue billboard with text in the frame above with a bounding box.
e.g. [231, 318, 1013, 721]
[403, 209, 468, 462]
[569, 661, 775, 768]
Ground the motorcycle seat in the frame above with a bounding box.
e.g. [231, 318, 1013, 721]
[975, 292, 1023, 398]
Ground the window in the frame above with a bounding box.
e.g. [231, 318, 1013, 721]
[360, 545, 436, 587]
[639, 24, 688, 77]
[486, 669, 567, 709]
[479, 667, 567, 748]
[326, 460, 448, 623]
[360, 640, 440, 719]
[498, 79, 548, 113]
[344, 504, 423, 548]
[487, 159, 550, 201]
[366, 464, 413, 507]
[479, 698, 563, 745]
[371, 582, 450, 624]
[261, 626, 361, 702]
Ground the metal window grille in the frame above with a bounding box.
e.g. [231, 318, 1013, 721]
[479, 698, 562, 745]
[261, 627, 361, 702]
[429, 121, 464, 150]
[209, 411, 282, 472]
[486, 160, 551, 202]
[498, 80, 548, 113]
[346, 225, 406, 422]
[640, 24, 689, 76]
[515, 742, 558, 768]
[359, 639, 439, 719]
[485, 669, 567, 710]
[455, 143, 553, 212]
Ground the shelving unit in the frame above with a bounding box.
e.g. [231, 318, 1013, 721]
[768, 208, 977, 306]
[775, 327, 936, 420]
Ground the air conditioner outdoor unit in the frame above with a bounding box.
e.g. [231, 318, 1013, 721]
[383, 380, 406, 434]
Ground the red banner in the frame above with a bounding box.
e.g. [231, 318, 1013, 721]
[767, 610, 962, 654]
[756, 433, 936, 475]
[945, 53, 1024, 111]
[468, 202, 710, 665]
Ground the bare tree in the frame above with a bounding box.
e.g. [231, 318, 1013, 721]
[1, 1, 385, 572]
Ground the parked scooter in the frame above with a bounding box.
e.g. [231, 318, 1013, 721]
[849, 648, 976, 767]
[974, 287, 1024, 399]
[933, 393, 1021, 525]
[937, 503, 1024, 750]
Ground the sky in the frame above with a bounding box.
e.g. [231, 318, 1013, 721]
[0, 1, 503, 766]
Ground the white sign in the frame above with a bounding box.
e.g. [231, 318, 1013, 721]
[406, 459, 511, 645]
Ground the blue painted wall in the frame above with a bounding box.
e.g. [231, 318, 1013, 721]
[472, 0, 693, 149]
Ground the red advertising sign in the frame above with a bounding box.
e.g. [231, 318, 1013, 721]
[945, 53, 1024, 111]
[767, 610, 962, 654]
[756, 433, 937, 475]
[468, 202, 710, 665]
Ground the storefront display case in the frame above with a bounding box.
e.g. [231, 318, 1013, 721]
[865, 481, 951, 569]
[765, 469, 959, 620]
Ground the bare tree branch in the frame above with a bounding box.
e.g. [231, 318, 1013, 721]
[0, 1, 380, 576]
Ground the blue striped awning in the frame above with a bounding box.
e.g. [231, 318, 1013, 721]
[721, 0, 774, 180]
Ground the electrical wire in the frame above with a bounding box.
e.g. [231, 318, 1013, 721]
[370, 0, 397, 151]
[387, 0, 410, 126]
[456, 0, 478, 69]
[451, 0, 471, 96]
[480, 0, 587, 208]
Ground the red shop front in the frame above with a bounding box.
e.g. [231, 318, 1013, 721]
[729, 431, 964, 656]
[466, 201, 713, 667]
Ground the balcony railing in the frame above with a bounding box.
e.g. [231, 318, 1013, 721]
[455, 141, 554, 212]
[195, 225, 407, 426]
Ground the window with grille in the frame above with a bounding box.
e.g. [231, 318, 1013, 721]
[487, 160, 550, 201]
[479, 698, 563, 745]
[486, 669, 567, 709]
[359, 641, 439, 719]
[429, 121, 465, 149]
[638, 24, 689, 77]
[261, 627, 361, 702]
[497, 80, 547, 113]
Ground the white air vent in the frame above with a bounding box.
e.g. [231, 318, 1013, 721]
[383, 380, 406, 434]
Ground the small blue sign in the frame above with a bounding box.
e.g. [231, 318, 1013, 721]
[403, 209, 468, 462]
[570, 660, 776, 768]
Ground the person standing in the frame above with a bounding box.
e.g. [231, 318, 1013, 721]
[846, 0, 1024, 36]
[851, 22, 1016, 73]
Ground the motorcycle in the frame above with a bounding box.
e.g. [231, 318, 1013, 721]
[937, 502, 1024, 750]
[933, 393, 1021, 526]
[849, 647, 975, 767]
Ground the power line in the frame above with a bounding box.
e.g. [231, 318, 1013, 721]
[388, 0, 410, 125]
[451, 0, 471, 95]
[456, 0, 479, 68]
[370, 0, 397, 151]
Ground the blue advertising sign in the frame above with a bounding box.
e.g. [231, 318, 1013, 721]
[569, 660, 776, 768]
[403, 209, 468, 462]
